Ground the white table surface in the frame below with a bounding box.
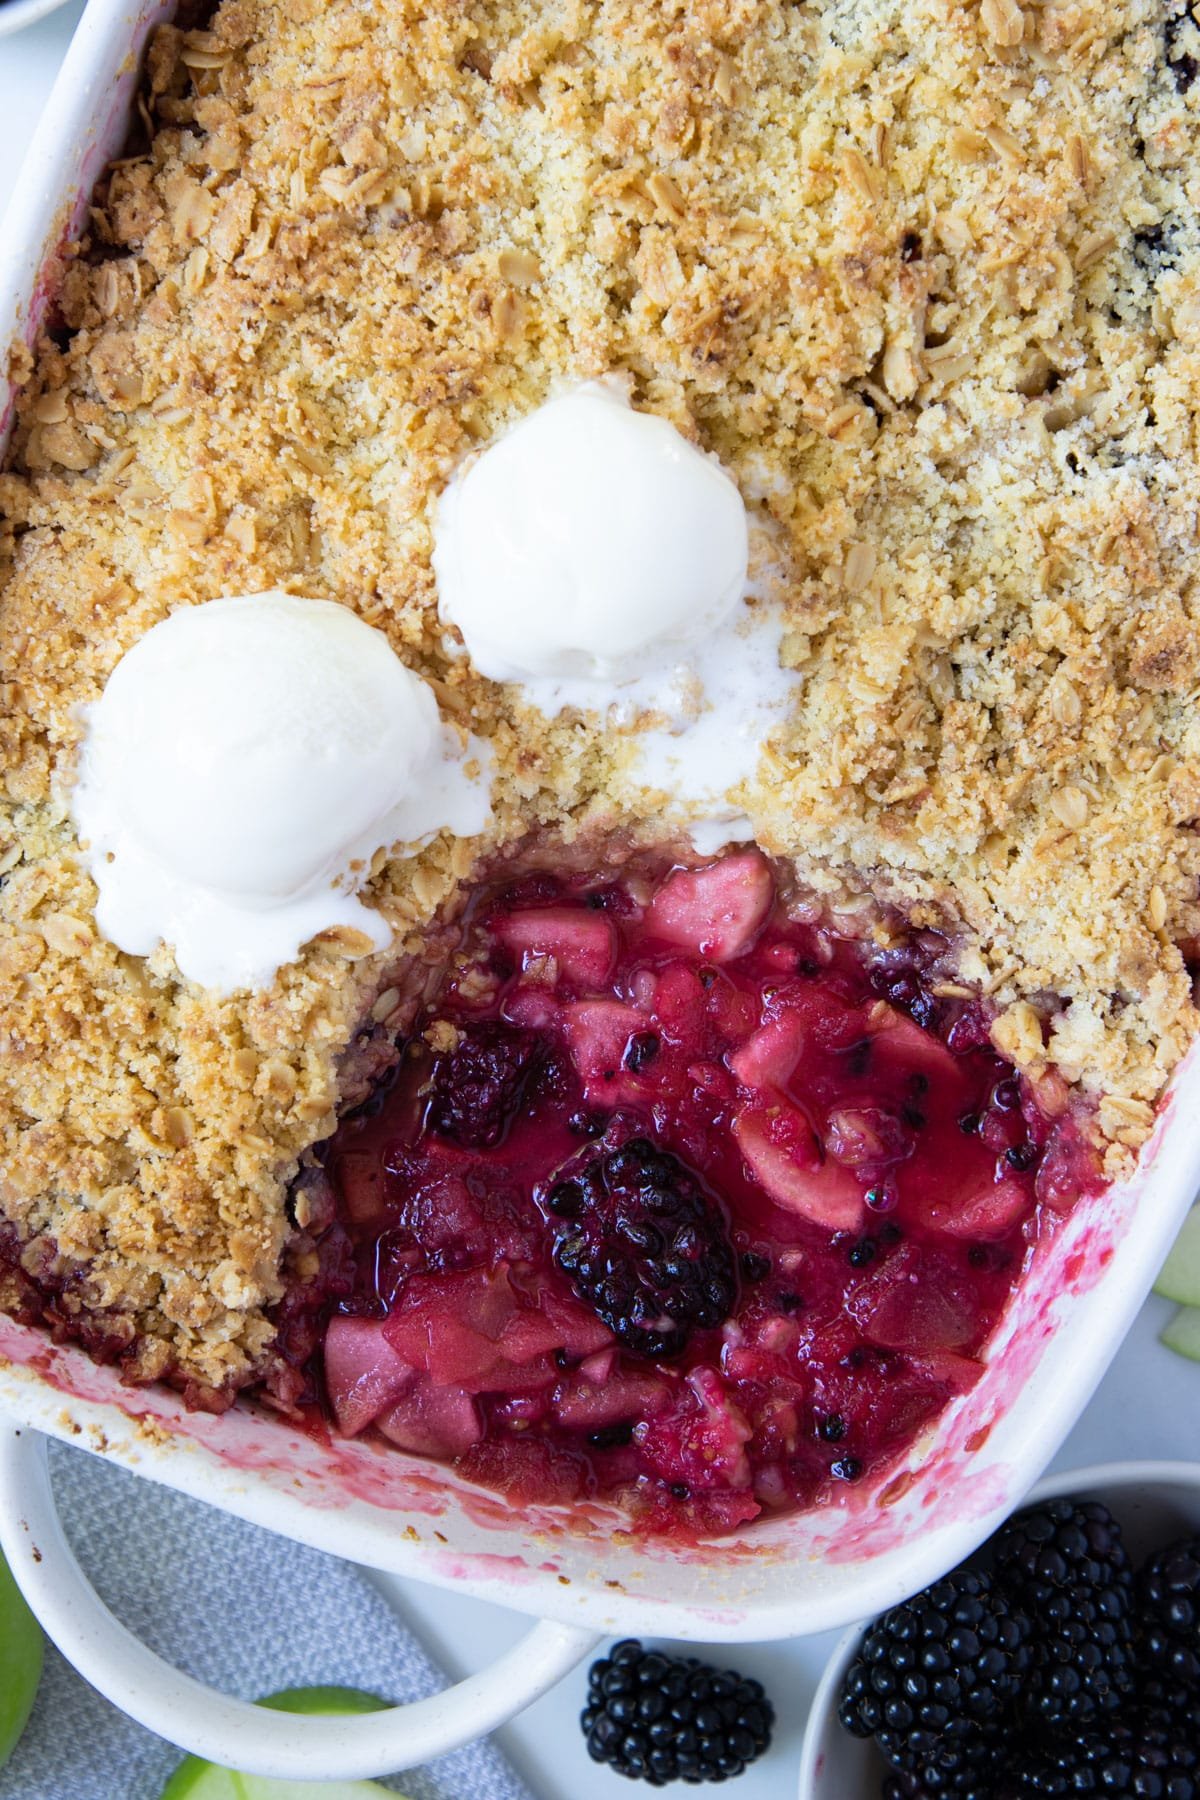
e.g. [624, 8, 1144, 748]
[1, 10, 1198, 1796]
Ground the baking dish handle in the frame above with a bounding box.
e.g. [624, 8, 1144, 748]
[0, 1424, 600, 1782]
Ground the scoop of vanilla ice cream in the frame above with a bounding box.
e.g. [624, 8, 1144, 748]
[72, 592, 492, 991]
[84, 594, 440, 902]
[433, 383, 749, 688]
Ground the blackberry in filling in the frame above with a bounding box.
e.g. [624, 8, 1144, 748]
[309, 847, 1105, 1536]
[547, 1137, 737, 1360]
[426, 1022, 541, 1149]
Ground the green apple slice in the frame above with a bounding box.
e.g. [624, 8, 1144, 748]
[1161, 1304, 1200, 1362]
[159, 1686, 408, 1800]
[1154, 1208, 1200, 1307]
[257, 1688, 388, 1717]
[0, 1549, 43, 1768]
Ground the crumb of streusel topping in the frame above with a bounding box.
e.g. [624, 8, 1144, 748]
[1, 0, 1198, 1391]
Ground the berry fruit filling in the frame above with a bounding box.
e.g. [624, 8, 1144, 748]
[315, 849, 1104, 1536]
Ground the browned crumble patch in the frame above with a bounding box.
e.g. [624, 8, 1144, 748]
[1, 0, 1199, 1392]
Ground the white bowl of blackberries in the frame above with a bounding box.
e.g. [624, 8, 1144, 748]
[799, 1461, 1200, 1799]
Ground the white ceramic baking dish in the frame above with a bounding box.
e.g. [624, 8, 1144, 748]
[0, 0, 75, 41]
[1, 0, 1199, 1781]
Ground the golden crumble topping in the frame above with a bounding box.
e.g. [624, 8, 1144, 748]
[2, 0, 1199, 1391]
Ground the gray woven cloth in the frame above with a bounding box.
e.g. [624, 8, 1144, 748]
[0, 1436, 536, 1800]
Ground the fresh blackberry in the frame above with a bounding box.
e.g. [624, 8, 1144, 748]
[1142, 1670, 1200, 1739]
[1138, 1534, 1200, 1688]
[546, 1137, 737, 1358]
[426, 1022, 540, 1147]
[1123, 1711, 1200, 1798]
[581, 1638, 773, 1785]
[1014, 1730, 1107, 1797]
[992, 1499, 1136, 1733]
[1016, 1708, 1199, 1799]
[838, 1568, 1030, 1785]
[883, 1763, 1006, 1800]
